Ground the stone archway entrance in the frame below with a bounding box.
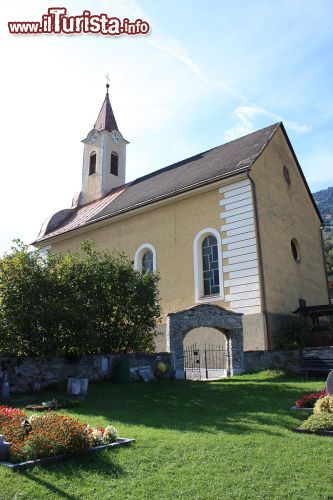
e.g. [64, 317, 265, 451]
[166, 304, 244, 379]
[183, 328, 229, 380]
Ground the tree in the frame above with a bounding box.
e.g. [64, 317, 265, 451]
[326, 248, 333, 278]
[0, 241, 160, 356]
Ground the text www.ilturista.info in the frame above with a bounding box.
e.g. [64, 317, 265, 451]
[8, 7, 150, 36]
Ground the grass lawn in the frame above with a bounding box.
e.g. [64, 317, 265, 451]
[1, 371, 332, 499]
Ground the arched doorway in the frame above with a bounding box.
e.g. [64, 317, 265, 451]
[166, 304, 244, 379]
[183, 327, 229, 380]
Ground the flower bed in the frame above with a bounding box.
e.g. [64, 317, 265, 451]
[0, 406, 26, 423]
[0, 405, 133, 468]
[293, 389, 327, 409]
[295, 394, 333, 437]
[0, 438, 134, 470]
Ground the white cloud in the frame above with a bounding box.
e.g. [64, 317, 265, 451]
[224, 107, 257, 142]
[150, 39, 208, 84]
[101, 0, 207, 83]
[216, 82, 247, 103]
[224, 104, 311, 141]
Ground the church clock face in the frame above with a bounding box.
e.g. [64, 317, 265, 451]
[91, 132, 98, 143]
[112, 132, 120, 144]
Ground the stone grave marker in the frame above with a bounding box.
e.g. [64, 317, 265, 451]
[67, 378, 89, 398]
[137, 366, 155, 382]
[0, 435, 11, 461]
[326, 370, 333, 395]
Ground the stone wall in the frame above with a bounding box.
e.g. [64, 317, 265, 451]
[3, 346, 331, 394]
[244, 346, 333, 373]
[244, 349, 301, 373]
[167, 304, 244, 377]
[0, 352, 172, 394]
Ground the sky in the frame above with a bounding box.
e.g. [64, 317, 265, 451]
[1, 0, 333, 255]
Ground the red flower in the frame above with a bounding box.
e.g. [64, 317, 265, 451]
[294, 389, 327, 408]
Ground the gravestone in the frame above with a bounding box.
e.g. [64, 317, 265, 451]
[0, 435, 11, 461]
[67, 378, 89, 397]
[326, 370, 333, 395]
[100, 356, 109, 373]
[137, 366, 155, 382]
[0, 370, 10, 400]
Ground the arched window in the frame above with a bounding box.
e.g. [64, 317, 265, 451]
[110, 151, 119, 176]
[142, 250, 154, 273]
[193, 228, 224, 302]
[89, 152, 96, 175]
[202, 235, 220, 296]
[134, 244, 157, 272]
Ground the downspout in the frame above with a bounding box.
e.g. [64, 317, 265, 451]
[320, 225, 331, 304]
[246, 169, 271, 350]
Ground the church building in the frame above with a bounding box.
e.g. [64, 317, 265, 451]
[35, 84, 329, 353]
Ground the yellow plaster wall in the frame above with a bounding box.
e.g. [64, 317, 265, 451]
[251, 128, 329, 315]
[49, 186, 230, 318]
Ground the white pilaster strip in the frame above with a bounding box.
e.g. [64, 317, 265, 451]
[219, 179, 250, 193]
[220, 203, 253, 218]
[227, 267, 259, 279]
[224, 275, 259, 287]
[218, 179, 262, 316]
[219, 191, 252, 207]
[227, 252, 258, 265]
[226, 237, 256, 250]
[221, 217, 255, 232]
[223, 245, 257, 258]
[223, 225, 255, 238]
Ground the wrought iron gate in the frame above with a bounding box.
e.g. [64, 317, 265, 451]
[183, 344, 230, 380]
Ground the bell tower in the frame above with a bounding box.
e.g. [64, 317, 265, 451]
[80, 82, 128, 205]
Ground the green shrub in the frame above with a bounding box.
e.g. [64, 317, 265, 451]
[313, 395, 333, 414]
[300, 412, 333, 432]
[275, 315, 314, 349]
[0, 240, 160, 356]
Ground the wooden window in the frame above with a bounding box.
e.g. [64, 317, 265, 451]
[202, 236, 220, 296]
[89, 152, 96, 175]
[110, 152, 119, 176]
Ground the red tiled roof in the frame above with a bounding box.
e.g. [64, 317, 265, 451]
[38, 184, 129, 241]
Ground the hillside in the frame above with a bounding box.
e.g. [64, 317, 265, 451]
[313, 186, 333, 279]
[313, 186, 333, 222]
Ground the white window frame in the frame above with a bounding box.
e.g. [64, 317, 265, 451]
[134, 243, 157, 272]
[39, 245, 51, 262]
[193, 228, 224, 303]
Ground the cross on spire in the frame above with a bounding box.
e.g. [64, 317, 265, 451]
[94, 78, 118, 132]
[105, 73, 110, 94]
